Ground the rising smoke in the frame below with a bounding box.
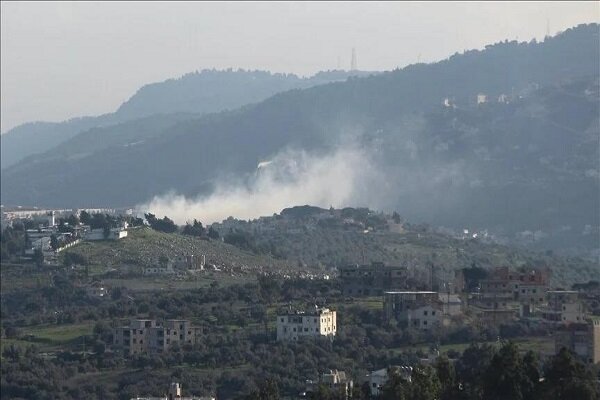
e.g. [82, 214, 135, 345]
[138, 146, 385, 225]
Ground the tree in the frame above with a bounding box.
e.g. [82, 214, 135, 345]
[182, 219, 205, 237]
[455, 343, 495, 398]
[482, 341, 534, 400]
[79, 210, 91, 225]
[409, 365, 441, 400]
[50, 234, 59, 251]
[541, 348, 599, 400]
[145, 213, 178, 233]
[380, 369, 409, 400]
[208, 226, 220, 239]
[435, 355, 457, 400]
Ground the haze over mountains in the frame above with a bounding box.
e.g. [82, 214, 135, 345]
[1, 24, 598, 257]
[0, 69, 374, 169]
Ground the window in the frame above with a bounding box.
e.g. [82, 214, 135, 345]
[314, 318, 317, 323]
[281, 318, 284, 322]
[304, 328, 308, 332]
[167, 339, 170, 344]
[180, 334, 183, 339]
[293, 328, 296, 332]
[432, 311, 436, 316]
[133, 338, 137, 344]
[424, 321, 428, 325]
[139, 330, 143, 334]
[140, 340, 143, 344]
[424, 311, 428, 316]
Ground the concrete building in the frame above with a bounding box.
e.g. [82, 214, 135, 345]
[475, 267, 549, 315]
[554, 319, 600, 364]
[438, 293, 462, 316]
[477, 93, 487, 104]
[85, 227, 128, 241]
[305, 370, 353, 400]
[339, 262, 408, 296]
[276, 307, 336, 341]
[366, 366, 413, 397]
[541, 291, 586, 324]
[383, 291, 442, 330]
[114, 319, 201, 355]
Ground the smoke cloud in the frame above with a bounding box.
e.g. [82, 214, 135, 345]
[137, 146, 383, 225]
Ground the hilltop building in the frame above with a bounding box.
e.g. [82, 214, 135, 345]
[276, 307, 336, 341]
[113, 319, 202, 355]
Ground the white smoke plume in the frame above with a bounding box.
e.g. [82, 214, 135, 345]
[137, 146, 382, 225]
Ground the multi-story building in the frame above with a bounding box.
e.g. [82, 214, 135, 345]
[114, 319, 201, 355]
[383, 291, 442, 331]
[541, 291, 586, 324]
[339, 262, 408, 296]
[276, 307, 336, 341]
[554, 319, 600, 364]
[475, 266, 549, 315]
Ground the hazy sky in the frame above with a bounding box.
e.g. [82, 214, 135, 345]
[1, 1, 598, 133]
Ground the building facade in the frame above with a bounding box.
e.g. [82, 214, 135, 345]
[554, 319, 600, 364]
[114, 319, 202, 355]
[339, 262, 408, 296]
[383, 291, 442, 330]
[541, 291, 586, 324]
[276, 307, 336, 341]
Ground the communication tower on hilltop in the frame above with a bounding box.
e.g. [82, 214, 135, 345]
[351, 48, 357, 71]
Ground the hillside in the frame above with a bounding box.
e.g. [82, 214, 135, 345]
[0, 69, 372, 169]
[60, 227, 297, 276]
[211, 206, 600, 287]
[1, 24, 598, 256]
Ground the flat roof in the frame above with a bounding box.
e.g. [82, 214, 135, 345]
[546, 290, 579, 293]
[384, 291, 437, 294]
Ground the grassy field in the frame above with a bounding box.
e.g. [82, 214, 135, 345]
[104, 272, 255, 292]
[16, 322, 96, 352]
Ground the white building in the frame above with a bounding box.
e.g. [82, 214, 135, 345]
[384, 291, 443, 331]
[477, 93, 487, 104]
[85, 227, 128, 241]
[276, 307, 336, 341]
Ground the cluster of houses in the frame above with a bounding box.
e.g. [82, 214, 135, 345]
[2, 208, 129, 265]
[341, 262, 599, 365]
[110, 261, 598, 400]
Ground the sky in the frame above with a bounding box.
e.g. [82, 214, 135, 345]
[1, 1, 598, 133]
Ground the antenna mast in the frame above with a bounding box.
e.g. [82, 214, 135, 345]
[351, 48, 357, 71]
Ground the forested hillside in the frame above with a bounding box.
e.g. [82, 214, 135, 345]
[0, 69, 371, 169]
